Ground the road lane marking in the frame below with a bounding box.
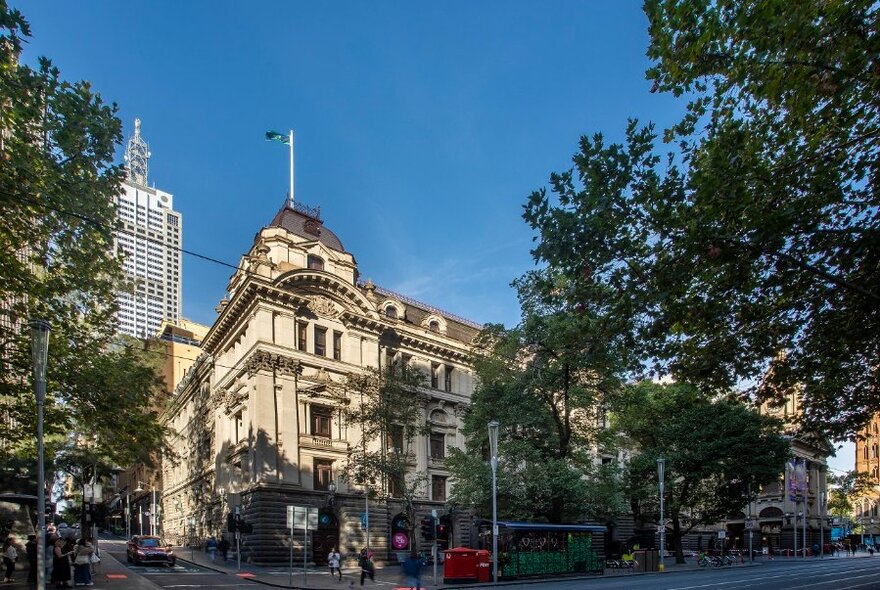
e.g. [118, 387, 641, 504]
[665, 566, 880, 590]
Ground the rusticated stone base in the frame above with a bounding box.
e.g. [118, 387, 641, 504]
[233, 484, 468, 566]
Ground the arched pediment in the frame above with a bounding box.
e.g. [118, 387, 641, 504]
[759, 507, 784, 519]
[274, 269, 379, 320]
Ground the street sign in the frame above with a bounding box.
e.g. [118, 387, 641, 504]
[657, 525, 664, 532]
[288, 505, 318, 531]
[360, 512, 368, 530]
[745, 520, 757, 530]
[717, 530, 726, 539]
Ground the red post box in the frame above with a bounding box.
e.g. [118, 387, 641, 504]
[476, 549, 491, 582]
[443, 547, 479, 583]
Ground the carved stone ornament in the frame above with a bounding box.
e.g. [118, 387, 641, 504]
[245, 350, 276, 376]
[218, 388, 248, 415]
[244, 350, 302, 377]
[307, 295, 339, 318]
[276, 356, 302, 377]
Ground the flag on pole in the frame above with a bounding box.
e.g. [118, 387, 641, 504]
[266, 131, 290, 145]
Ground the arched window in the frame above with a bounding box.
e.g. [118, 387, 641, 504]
[307, 254, 324, 270]
[385, 306, 398, 319]
[428, 320, 440, 332]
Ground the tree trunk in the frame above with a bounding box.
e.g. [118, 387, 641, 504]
[672, 516, 686, 564]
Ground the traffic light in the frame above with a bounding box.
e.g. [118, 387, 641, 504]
[437, 516, 450, 542]
[420, 516, 436, 541]
[227, 513, 236, 533]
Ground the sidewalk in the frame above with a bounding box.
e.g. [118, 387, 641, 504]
[2, 545, 163, 590]
[172, 546, 765, 590]
[175, 545, 421, 589]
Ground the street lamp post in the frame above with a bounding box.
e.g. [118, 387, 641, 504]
[819, 491, 825, 558]
[30, 319, 50, 590]
[328, 480, 337, 509]
[488, 420, 499, 585]
[657, 457, 665, 572]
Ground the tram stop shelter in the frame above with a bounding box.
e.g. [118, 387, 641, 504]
[476, 520, 606, 579]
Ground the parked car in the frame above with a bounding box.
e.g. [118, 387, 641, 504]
[127, 535, 176, 566]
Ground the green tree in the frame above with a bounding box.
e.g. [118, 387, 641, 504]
[523, 0, 879, 439]
[448, 303, 626, 523]
[0, 2, 168, 490]
[613, 382, 790, 563]
[827, 470, 872, 522]
[339, 364, 430, 553]
[641, 0, 880, 439]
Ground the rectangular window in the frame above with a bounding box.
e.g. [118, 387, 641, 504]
[297, 322, 307, 351]
[314, 326, 327, 356]
[430, 433, 445, 459]
[314, 458, 333, 491]
[311, 405, 332, 438]
[431, 362, 440, 389]
[234, 410, 244, 443]
[431, 475, 447, 502]
[386, 425, 404, 454]
[444, 365, 454, 393]
[388, 475, 403, 498]
[333, 331, 342, 361]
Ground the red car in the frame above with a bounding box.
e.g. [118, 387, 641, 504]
[127, 535, 176, 566]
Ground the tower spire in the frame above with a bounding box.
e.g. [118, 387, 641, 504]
[125, 118, 151, 186]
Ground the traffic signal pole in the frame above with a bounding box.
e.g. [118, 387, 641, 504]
[235, 506, 241, 571]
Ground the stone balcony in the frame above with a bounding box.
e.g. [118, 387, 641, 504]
[299, 434, 349, 453]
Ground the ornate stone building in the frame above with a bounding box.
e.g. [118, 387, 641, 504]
[161, 201, 479, 565]
[854, 417, 880, 542]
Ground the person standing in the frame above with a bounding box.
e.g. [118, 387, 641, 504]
[205, 536, 218, 561]
[2, 537, 17, 583]
[328, 546, 342, 581]
[50, 537, 72, 589]
[26, 535, 37, 584]
[72, 538, 94, 586]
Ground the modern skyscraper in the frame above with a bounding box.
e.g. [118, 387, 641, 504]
[115, 119, 182, 337]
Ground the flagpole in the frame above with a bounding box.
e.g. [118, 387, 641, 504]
[288, 129, 294, 208]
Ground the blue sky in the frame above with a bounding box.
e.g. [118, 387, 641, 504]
[20, 1, 682, 328]
[18, 2, 854, 469]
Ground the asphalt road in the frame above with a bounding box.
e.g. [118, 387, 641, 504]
[101, 538, 254, 589]
[97, 537, 880, 590]
[502, 558, 880, 590]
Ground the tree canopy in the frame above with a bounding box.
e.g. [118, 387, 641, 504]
[447, 300, 626, 523]
[0, 2, 169, 490]
[614, 382, 790, 562]
[523, 0, 879, 439]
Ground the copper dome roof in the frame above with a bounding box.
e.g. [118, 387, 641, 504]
[262, 201, 346, 253]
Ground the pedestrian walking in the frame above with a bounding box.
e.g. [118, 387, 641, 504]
[2, 537, 17, 583]
[218, 537, 230, 562]
[402, 554, 422, 590]
[72, 537, 94, 586]
[358, 547, 375, 585]
[50, 537, 73, 589]
[328, 546, 342, 581]
[205, 536, 218, 561]
[26, 535, 37, 584]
